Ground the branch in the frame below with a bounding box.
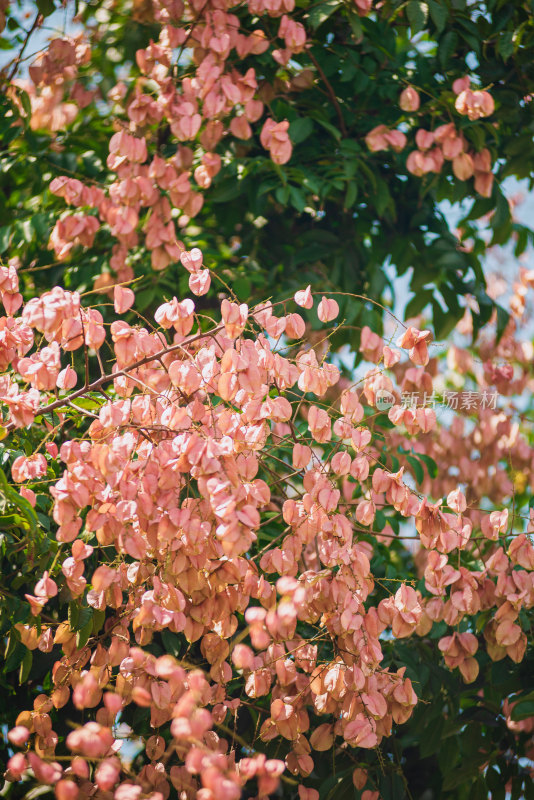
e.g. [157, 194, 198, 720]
[307, 50, 348, 138]
[5, 322, 225, 433]
[6, 12, 41, 83]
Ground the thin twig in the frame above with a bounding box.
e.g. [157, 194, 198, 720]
[4, 322, 225, 433]
[6, 13, 41, 83]
[307, 49, 348, 138]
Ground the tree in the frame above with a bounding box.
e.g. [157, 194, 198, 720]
[1, 1, 534, 799]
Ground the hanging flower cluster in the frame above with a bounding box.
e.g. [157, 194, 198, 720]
[366, 78, 496, 197]
[3, 253, 534, 798]
[15, 0, 319, 281]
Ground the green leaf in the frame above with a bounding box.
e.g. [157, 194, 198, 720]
[325, 774, 354, 800]
[161, 629, 182, 658]
[0, 226, 11, 252]
[233, 276, 252, 300]
[432, 298, 460, 339]
[437, 731, 459, 772]
[275, 185, 289, 205]
[525, 775, 534, 800]
[36, 0, 56, 15]
[498, 30, 515, 61]
[4, 638, 26, 672]
[92, 608, 106, 635]
[16, 88, 32, 121]
[31, 213, 50, 240]
[492, 189, 511, 230]
[289, 117, 314, 145]
[427, 0, 448, 32]
[344, 181, 358, 210]
[473, 289, 493, 336]
[257, 180, 277, 198]
[375, 179, 392, 216]
[419, 714, 445, 757]
[439, 31, 458, 69]
[348, 12, 363, 42]
[210, 179, 247, 203]
[318, 768, 354, 800]
[486, 767, 505, 800]
[495, 304, 510, 343]
[379, 773, 406, 800]
[68, 601, 79, 631]
[510, 690, 534, 704]
[407, 455, 424, 485]
[510, 699, 534, 721]
[308, 0, 341, 29]
[19, 648, 33, 684]
[442, 765, 477, 791]
[18, 219, 34, 244]
[70, 396, 101, 411]
[406, 1, 428, 34]
[289, 185, 306, 212]
[312, 116, 342, 141]
[76, 615, 93, 649]
[69, 603, 93, 634]
[404, 289, 433, 319]
[418, 452, 438, 479]
[472, 777, 489, 800]
[0, 468, 38, 534]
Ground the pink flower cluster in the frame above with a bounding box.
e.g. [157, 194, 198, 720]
[406, 125, 494, 197]
[13, 36, 93, 132]
[3, 268, 534, 798]
[260, 119, 293, 165]
[365, 125, 407, 153]
[406, 122, 493, 197]
[365, 79, 495, 197]
[18, 1, 307, 289]
[453, 76, 495, 120]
